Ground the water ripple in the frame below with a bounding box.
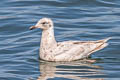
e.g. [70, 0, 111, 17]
[0, 0, 119, 80]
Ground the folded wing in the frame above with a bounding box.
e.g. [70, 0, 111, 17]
[54, 38, 110, 61]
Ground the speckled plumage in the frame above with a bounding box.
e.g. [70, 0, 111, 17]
[30, 18, 110, 61]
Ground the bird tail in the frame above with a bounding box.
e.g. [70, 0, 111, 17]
[85, 37, 111, 58]
[97, 37, 111, 43]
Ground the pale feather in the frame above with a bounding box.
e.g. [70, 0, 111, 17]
[30, 18, 110, 61]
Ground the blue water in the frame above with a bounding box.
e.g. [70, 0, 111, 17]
[0, 0, 120, 80]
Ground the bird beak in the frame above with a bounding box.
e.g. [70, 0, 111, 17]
[29, 26, 37, 30]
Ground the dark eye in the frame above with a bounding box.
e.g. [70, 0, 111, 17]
[42, 22, 48, 24]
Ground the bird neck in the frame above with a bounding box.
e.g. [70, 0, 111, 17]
[40, 27, 57, 48]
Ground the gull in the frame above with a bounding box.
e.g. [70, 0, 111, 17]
[30, 18, 110, 61]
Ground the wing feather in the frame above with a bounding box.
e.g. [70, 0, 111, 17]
[52, 38, 110, 61]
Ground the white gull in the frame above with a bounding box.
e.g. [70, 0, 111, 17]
[30, 18, 110, 61]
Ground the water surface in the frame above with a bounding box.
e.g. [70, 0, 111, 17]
[0, 0, 120, 80]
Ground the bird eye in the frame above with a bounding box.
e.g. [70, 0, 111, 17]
[42, 22, 48, 24]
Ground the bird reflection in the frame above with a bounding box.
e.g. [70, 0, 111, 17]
[37, 60, 104, 80]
